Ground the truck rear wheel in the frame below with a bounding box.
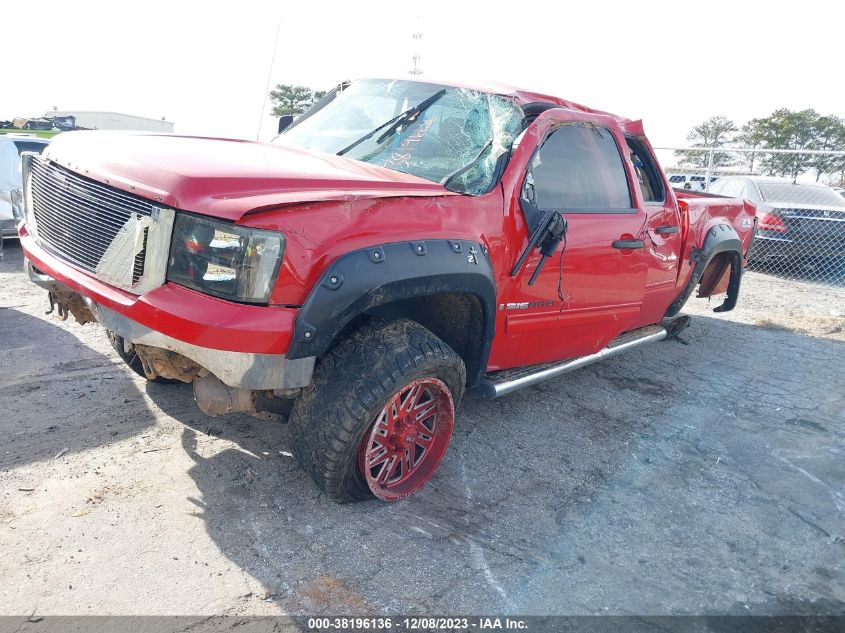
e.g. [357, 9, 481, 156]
[289, 319, 466, 503]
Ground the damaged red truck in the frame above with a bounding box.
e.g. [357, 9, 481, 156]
[19, 78, 756, 502]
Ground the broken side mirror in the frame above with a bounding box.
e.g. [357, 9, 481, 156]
[277, 115, 294, 134]
[511, 196, 568, 285]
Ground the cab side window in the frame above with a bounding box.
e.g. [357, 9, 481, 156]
[526, 123, 633, 212]
[625, 137, 665, 204]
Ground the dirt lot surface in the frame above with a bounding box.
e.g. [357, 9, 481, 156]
[1, 242, 844, 616]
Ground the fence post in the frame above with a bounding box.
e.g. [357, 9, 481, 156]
[704, 148, 715, 192]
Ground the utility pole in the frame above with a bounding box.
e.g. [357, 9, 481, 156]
[257, 15, 283, 140]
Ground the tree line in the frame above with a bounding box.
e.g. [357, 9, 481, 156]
[676, 109, 845, 183]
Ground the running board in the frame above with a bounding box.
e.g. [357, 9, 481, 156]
[477, 324, 668, 399]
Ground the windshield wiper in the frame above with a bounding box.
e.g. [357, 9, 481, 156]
[336, 89, 446, 157]
[441, 139, 493, 190]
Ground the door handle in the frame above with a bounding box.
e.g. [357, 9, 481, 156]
[654, 225, 680, 235]
[612, 239, 645, 249]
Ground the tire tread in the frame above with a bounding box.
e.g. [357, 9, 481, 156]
[289, 319, 465, 503]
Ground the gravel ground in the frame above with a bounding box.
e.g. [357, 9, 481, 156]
[1, 241, 844, 616]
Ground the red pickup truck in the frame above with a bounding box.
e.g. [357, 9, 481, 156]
[19, 78, 756, 503]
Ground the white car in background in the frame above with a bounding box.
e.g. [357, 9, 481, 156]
[667, 173, 719, 191]
[1, 134, 50, 258]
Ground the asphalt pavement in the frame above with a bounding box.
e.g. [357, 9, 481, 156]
[1, 242, 843, 616]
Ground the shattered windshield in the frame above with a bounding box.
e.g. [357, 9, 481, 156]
[275, 79, 524, 194]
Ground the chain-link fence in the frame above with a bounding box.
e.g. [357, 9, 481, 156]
[655, 147, 845, 288]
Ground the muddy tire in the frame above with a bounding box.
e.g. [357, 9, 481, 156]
[289, 319, 466, 503]
[106, 331, 176, 384]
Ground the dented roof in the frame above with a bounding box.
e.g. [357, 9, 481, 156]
[370, 75, 635, 126]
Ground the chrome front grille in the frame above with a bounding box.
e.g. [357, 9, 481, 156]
[27, 157, 157, 283]
[23, 154, 176, 294]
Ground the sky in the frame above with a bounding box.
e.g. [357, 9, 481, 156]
[3, 0, 843, 147]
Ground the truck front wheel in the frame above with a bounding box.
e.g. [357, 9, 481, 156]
[105, 330, 176, 384]
[289, 319, 466, 503]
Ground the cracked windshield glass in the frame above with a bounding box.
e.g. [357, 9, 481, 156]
[276, 79, 524, 194]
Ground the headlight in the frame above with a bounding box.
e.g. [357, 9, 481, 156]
[167, 213, 284, 304]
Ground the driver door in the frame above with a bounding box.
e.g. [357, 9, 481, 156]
[489, 111, 648, 370]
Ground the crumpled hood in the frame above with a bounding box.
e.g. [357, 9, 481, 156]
[43, 131, 454, 221]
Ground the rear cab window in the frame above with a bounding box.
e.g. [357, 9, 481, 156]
[625, 137, 665, 204]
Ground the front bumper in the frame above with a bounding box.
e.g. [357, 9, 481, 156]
[23, 231, 314, 391]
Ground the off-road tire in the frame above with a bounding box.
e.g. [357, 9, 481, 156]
[289, 319, 466, 503]
[106, 331, 177, 384]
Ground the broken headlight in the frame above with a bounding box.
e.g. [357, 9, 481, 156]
[167, 213, 284, 304]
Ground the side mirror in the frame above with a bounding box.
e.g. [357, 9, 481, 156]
[277, 115, 294, 134]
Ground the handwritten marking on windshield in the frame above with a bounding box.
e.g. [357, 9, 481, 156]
[384, 118, 435, 170]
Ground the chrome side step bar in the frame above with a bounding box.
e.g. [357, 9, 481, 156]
[477, 324, 668, 398]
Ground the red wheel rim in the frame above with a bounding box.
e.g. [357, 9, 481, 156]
[358, 377, 454, 501]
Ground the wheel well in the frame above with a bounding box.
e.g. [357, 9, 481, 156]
[326, 293, 486, 387]
[697, 251, 733, 297]
[665, 224, 743, 317]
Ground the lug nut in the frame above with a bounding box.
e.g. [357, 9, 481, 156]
[304, 331, 312, 339]
[330, 276, 338, 284]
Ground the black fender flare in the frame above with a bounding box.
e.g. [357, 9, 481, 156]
[286, 239, 497, 386]
[665, 223, 743, 317]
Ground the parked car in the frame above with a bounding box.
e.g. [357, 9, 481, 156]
[0, 134, 50, 258]
[708, 176, 845, 264]
[667, 173, 719, 191]
[19, 78, 756, 502]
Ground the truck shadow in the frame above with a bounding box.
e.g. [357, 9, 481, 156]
[0, 306, 155, 469]
[1, 241, 157, 468]
[152, 314, 845, 614]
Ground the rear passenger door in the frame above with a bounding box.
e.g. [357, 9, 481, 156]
[491, 111, 649, 369]
[625, 136, 683, 324]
